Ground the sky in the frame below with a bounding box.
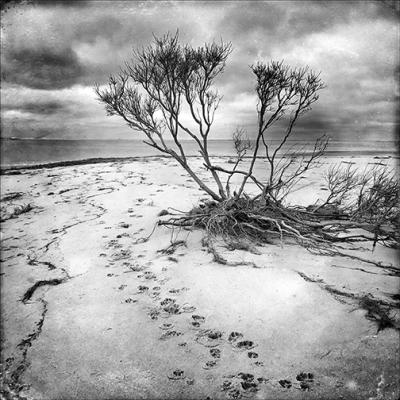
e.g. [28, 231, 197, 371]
[1, 0, 399, 142]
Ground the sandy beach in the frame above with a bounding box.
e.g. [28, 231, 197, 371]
[1, 155, 399, 400]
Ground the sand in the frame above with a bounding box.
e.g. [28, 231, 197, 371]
[0, 155, 399, 400]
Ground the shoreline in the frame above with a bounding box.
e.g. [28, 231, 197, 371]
[1, 150, 398, 173]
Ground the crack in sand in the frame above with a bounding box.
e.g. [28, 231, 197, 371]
[1, 182, 122, 398]
[4, 298, 49, 396]
[36, 185, 118, 259]
[27, 256, 56, 271]
[21, 278, 66, 304]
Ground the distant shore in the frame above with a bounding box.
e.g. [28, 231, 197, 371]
[1, 151, 398, 173]
[1, 137, 398, 170]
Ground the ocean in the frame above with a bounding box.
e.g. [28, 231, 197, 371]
[1, 138, 398, 168]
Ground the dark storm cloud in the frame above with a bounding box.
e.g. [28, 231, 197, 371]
[3, 46, 83, 89]
[1, 2, 205, 89]
[374, 0, 400, 18]
[1, 0, 89, 10]
[0, 0, 398, 140]
[2, 100, 65, 115]
[30, 0, 89, 7]
[219, 1, 363, 47]
[293, 110, 335, 134]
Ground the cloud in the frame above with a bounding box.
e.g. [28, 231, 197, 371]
[3, 46, 83, 89]
[0, 0, 398, 141]
[2, 99, 65, 115]
[29, 0, 90, 7]
[1, 2, 217, 88]
[0, 85, 134, 139]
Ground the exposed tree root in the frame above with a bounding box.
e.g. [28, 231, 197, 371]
[296, 271, 399, 333]
[157, 240, 187, 255]
[202, 236, 259, 268]
[325, 252, 400, 276]
[328, 263, 396, 277]
[158, 197, 399, 258]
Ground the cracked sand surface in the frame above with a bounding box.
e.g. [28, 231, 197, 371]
[1, 157, 399, 399]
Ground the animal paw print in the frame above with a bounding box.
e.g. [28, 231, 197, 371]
[191, 314, 205, 329]
[159, 330, 182, 340]
[210, 348, 221, 359]
[296, 372, 314, 391]
[167, 369, 185, 380]
[203, 360, 218, 370]
[279, 379, 292, 389]
[232, 340, 256, 351]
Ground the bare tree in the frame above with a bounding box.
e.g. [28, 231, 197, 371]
[96, 34, 399, 252]
[237, 61, 327, 201]
[204, 61, 328, 204]
[96, 32, 231, 202]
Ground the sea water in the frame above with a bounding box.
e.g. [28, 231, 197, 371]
[1, 138, 398, 168]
